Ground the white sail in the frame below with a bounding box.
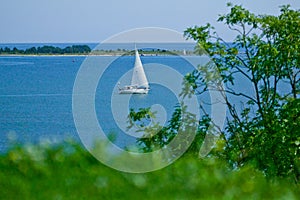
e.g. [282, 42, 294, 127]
[131, 48, 149, 88]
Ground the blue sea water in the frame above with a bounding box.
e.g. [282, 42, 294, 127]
[0, 45, 204, 152]
[3, 43, 291, 153]
[0, 56, 83, 151]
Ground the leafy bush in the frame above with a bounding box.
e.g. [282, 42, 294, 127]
[0, 141, 299, 199]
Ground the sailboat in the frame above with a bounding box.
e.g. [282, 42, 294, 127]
[118, 47, 150, 94]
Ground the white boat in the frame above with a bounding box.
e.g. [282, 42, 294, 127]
[118, 47, 150, 94]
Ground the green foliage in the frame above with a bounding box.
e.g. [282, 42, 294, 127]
[1, 142, 300, 199]
[127, 107, 156, 129]
[129, 104, 207, 156]
[184, 3, 300, 182]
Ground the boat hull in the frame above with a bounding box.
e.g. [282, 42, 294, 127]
[119, 88, 149, 94]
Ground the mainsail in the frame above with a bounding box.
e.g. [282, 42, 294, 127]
[131, 48, 149, 88]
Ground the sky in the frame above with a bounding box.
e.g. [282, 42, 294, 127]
[1, 0, 300, 43]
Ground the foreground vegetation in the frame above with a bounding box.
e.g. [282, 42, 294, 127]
[0, 141, 299, 199]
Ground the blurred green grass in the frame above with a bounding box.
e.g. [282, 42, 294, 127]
[0, 141, 299, 200]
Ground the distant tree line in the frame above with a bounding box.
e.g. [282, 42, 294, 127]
[0, 45, 91, 55]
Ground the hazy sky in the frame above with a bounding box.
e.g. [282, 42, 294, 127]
[1, 0, 299, 43]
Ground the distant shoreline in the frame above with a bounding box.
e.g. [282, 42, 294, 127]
[0, 52, 196, 57]
[0, 54, 196, 57]
[0, 51, 195, 57]
[0, 44, 196, 57]
[0, 54, 90, 57]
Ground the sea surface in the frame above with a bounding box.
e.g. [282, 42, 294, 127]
[0, 43, 205, 152]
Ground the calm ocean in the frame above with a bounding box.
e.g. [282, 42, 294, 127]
[0, 43, 204, 152]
